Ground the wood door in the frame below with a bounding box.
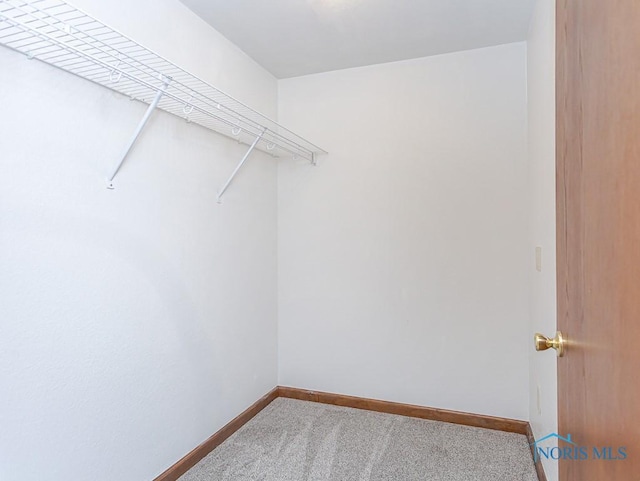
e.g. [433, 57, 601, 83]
[556, 0, 640, 479]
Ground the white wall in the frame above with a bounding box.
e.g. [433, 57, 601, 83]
[527, 0, 558, 479]
[278, 43, 530, 420]
[0, 1, 278, 480]
[71, 0, 276, 115]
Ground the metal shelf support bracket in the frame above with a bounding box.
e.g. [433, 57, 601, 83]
[106, 76, 171, 189]
[216, 128, 267, 204]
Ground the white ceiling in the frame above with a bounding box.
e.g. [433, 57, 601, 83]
[180, 0, 535, 79]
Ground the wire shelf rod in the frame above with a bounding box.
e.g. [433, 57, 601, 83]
[0, 0, 327, 195]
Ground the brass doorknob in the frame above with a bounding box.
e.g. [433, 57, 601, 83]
[534, 331, 566, 357]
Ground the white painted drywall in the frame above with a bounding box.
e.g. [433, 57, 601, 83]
[278, 43, 530, 420]
[0, 1, 278, 480]
[70, 0, 276, 115]
[181, 0, 535, 78]
[527, 0, 558, 479]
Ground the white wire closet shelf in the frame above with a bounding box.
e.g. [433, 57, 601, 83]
[0, 0, 327, 198]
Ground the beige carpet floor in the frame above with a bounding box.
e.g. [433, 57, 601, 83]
[179, 398, 538, 481]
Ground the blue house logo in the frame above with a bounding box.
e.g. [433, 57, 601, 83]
[531, 433, 577, 461]
[531, 433, 627, 462]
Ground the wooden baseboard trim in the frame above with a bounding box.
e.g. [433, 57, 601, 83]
[153, 387, 279, 481]
[526, 424, 548, 481]
[277, 386, 529, 435]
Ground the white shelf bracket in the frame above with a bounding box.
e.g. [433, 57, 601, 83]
[106, 76, 171, 189]
[216, 128, 267, 204]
